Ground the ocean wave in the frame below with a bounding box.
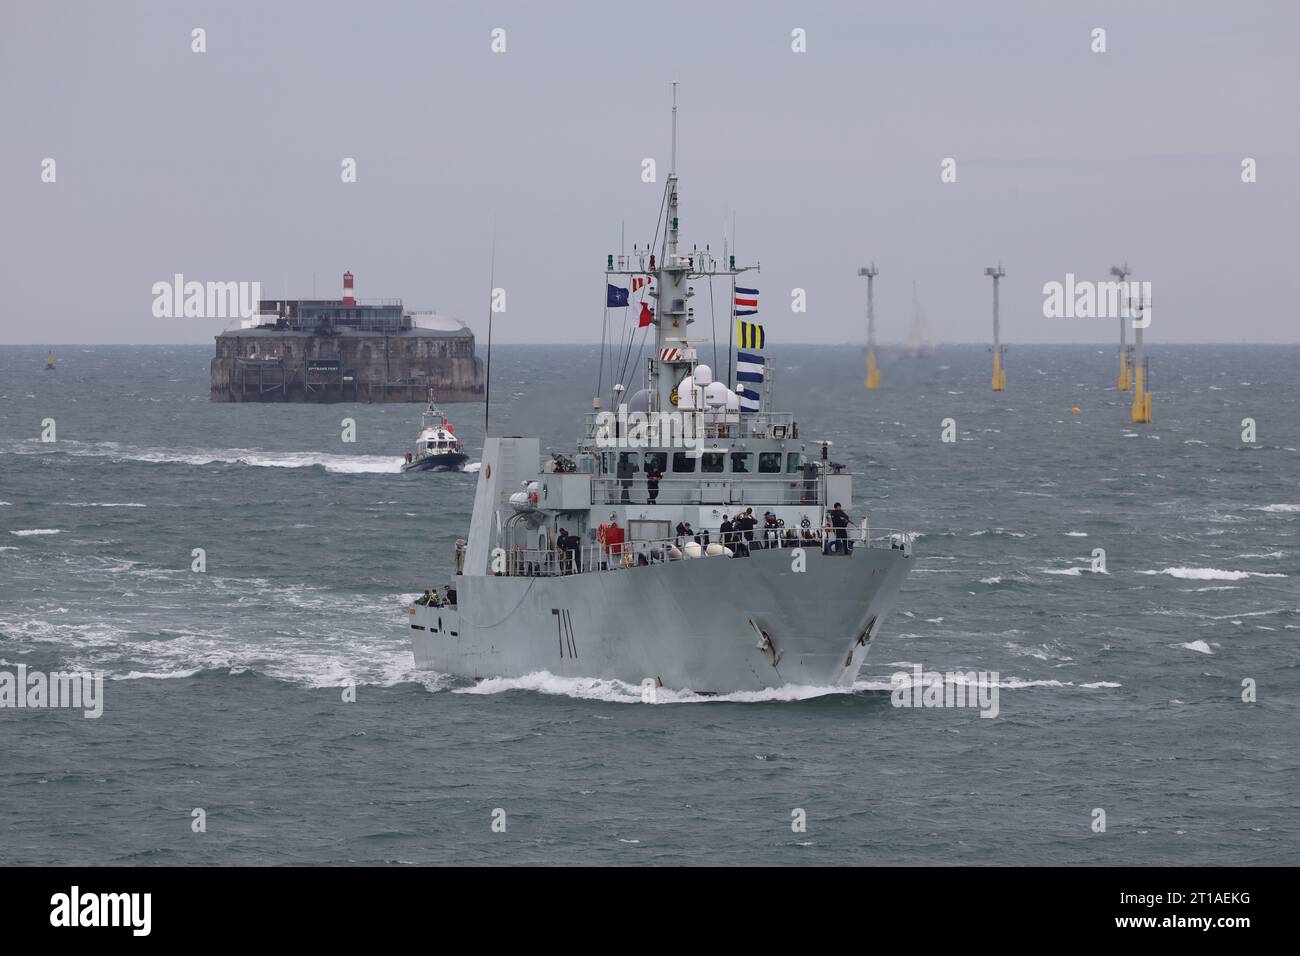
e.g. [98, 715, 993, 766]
[1181, 640, 1214, 655]
[8, 529, 60, 536]
[1142, 567, 1288, 581]
[1251, 504, 1299, 513]
[57, 502, 148, 508]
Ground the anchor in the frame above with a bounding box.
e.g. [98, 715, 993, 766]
[748, 618, 782, 668]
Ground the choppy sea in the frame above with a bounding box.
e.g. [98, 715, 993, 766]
[1, 343, 1296, 865]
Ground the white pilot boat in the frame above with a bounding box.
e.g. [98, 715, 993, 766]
[402, 391, 468, 472]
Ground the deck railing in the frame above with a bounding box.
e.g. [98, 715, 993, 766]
[494, 526, 913, 578]
[591, 476, 821, 506]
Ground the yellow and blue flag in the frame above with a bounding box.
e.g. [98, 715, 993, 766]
[736, 319, 765, 350]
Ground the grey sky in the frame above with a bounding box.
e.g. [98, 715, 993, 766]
[2, 0, 1297, 346]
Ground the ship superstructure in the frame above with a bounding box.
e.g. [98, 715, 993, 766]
[408, 86, 914, 692]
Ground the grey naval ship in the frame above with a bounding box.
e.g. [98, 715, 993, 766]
[409, 86, 914, 693]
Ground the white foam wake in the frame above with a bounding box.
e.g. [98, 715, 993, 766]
[19, 439, 403, 474]
[453, 671, 855, 703]
[1143, 567, 1288, 581]
[452, 670, 1122, 702]
[132, 450, 403, 474]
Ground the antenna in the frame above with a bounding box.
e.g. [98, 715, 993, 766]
[670, 80, 679, 177]
[485, 219, 496, 435]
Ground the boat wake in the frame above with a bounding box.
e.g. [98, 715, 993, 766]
[9, 439, 402, 474]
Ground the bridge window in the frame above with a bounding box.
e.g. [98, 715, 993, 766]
[787, 452, 802, 473]
[671, 452, 696, 473]
[759, 452, 782, 473]
[618, 452, 640, 473]
[643, 451, 667, 473]
[701, 452, 724, 473]
[730, 452, 754, 473]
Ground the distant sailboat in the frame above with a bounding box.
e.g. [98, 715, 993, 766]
[45, 351, 55, 370]
[902, 282, 934, 358]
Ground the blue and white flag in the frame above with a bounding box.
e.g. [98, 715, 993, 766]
[735, 350, 765, 384]
[737, 385, 762, 413]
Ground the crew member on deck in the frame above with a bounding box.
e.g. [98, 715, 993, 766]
[646, 461, 662, 504]
[732, 512, 752, 557]
[763, 511, 781, 548]
[617, 456, 634, 503]
[828, 502, 852, 554]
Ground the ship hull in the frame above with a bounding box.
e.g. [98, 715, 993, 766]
[401, 452, 469, 472]
[409, 544, 911, 692]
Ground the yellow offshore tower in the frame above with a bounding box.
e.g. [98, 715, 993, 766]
[1110, 264, 1133, 390]
[1131, 358, 1152, 423]
[985, 264, 1006, 390]
[859, 264, 880, 389]
[1128, 282, 1152, 423]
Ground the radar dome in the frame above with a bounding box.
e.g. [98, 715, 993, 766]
[693, 365, 713, 386]
[676, 374, 699, 410]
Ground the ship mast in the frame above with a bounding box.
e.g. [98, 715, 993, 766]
[605, 83, 759, 416]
